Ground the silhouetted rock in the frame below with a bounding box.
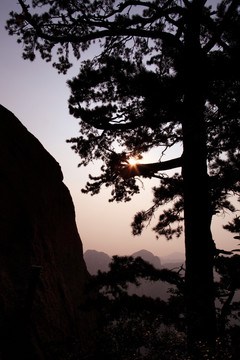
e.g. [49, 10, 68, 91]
[0, 105, 92, 360]
[84, 250, 111, 275]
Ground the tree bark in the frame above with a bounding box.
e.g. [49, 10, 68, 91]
[182, 1, 216, 350]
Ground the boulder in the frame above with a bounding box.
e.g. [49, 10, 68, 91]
[0, 105, 92, 360]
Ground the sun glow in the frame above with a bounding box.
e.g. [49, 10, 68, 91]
[128, 157, 139, 166]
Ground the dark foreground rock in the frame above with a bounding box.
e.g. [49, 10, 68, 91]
[0, 105, 92, 360]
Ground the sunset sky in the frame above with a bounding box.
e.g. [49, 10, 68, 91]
[0, 0, 238, 258]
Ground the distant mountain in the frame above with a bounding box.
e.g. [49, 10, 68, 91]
[131, 249, 162, 268]
[84, 249, 184, 274]
[83, 249, 183, 300]
[129, 250, 177, 300]
[83, 249, 240, 326]
[84, 249, 111, 275]
[84, 249, 164, 275]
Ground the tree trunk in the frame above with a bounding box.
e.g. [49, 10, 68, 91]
[181, 1, 216, 350]
[182, 106, 216, 349]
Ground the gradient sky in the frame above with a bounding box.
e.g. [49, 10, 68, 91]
[0, 0, 238, 257]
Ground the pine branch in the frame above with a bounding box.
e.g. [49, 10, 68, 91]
[120, 156, 182, 179]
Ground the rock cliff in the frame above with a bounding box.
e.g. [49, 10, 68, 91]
[0, 105, 92, 360]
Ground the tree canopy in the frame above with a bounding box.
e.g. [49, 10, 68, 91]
[7, 0, 240, 237]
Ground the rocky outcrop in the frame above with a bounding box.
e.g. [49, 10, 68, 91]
[0, 105, 92, 360]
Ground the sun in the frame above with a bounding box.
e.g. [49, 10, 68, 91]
[128, 157, 139, 166]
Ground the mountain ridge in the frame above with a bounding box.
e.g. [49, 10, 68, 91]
[84, 248, 185, 275]
[83, 249, 184, 300]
